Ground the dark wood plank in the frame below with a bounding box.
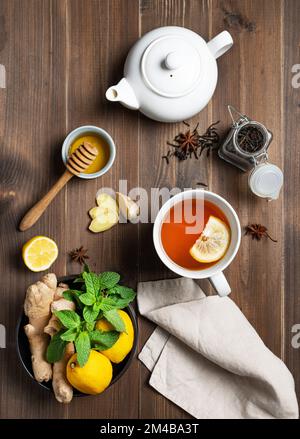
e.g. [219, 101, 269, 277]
[211, 0, 283, 356]
[0, 0, 68, 418]
[65, 0, 140, 419]
[138, 0, 212, 419]
[283, 0, 300, 405]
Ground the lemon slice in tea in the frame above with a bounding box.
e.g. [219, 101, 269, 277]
[190, 215, 230, 263]
[22, 236, 58, 272]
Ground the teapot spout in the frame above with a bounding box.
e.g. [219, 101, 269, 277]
[105, 78, 139, 110]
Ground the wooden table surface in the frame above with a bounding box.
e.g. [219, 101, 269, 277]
[0, 0, 299, 419]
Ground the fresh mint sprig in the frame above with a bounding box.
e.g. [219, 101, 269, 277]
[46, 265, 136, 367]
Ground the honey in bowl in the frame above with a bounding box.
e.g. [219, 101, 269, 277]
[69, 134, 110, 174]
[161, 199, 231, 270]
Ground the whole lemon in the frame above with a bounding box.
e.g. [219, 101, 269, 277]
[96, 310, 134, 364]
[66, 350, 112, 395]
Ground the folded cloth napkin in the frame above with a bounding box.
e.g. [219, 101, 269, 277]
[138, 278, 299, 419]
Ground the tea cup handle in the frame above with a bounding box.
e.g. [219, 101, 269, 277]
[209, 272, 231, 297]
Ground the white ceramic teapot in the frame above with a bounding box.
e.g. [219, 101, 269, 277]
[106, 26, 233, 123]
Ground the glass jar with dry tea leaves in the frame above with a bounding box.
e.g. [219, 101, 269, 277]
[218, 106, 283, 200]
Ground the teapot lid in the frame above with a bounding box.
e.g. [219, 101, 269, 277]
[141, 35, 202, 98]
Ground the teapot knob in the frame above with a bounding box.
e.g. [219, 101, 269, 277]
[165, 51, 182, 70]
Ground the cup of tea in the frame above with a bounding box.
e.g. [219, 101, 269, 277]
[153, 189, 241, 296]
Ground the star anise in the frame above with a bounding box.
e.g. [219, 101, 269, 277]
[69, 246, 90, 264]
[172, 123, 201, 160]
[245, 224, 277, 242]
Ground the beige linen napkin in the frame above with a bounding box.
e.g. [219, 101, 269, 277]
[138, 278, 299, 419]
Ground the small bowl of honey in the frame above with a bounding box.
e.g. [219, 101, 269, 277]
[61, 125, 116, 179]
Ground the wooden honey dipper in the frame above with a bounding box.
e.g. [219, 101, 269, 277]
[19, 142, 98, 231]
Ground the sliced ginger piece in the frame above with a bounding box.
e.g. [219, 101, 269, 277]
[89, 193, 119, 233]
[89, 206, 101, 219]
[96, 193, 119, 210]
[89, 212, 118, 233]
[116, 192, 140, 221]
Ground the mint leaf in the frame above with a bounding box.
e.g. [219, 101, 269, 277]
[83, 272, 100, 297]
[109, 285, 136, 301]
[83, 263, 90, 273]
[104, 285, 136, 309]
[60, 327, 78, 342]
[46, 331, 67, 363]
[79, 292, 96, 306]
[62, 290, 75, 302]
[66, 289, 82, 297]
[73, 277, 84, 284]
[75, 331, 91, 367]
[105, 294, 131, 309]
[62, 290, 83, 310]
[55, 310, 81, 329]
[99, 272, 120, 289]
[93, 302, 101, 312]
[103, 309, 126, 332]
[98, 297, 116, 312]
[90, 329, 119, 347]
[85, 321, 95, 332]
[83, 305, 99, 323]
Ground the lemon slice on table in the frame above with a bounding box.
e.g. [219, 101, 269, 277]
[190, 216, 230, 263]
[22, 236, 58, 272]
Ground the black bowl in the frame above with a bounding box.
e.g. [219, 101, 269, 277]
[16, 275, 138, 396]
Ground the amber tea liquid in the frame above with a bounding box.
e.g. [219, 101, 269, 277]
[161, 199, 230, 270]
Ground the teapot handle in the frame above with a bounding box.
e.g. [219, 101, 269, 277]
[207, 31, 233, 59]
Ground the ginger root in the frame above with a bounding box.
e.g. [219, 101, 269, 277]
[54, 282, 69, 300]
[45, 282, 75, 403]
[24, 273, 57, 382]
[44, 283, 75, 336]
[52, 342, 75, 403]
